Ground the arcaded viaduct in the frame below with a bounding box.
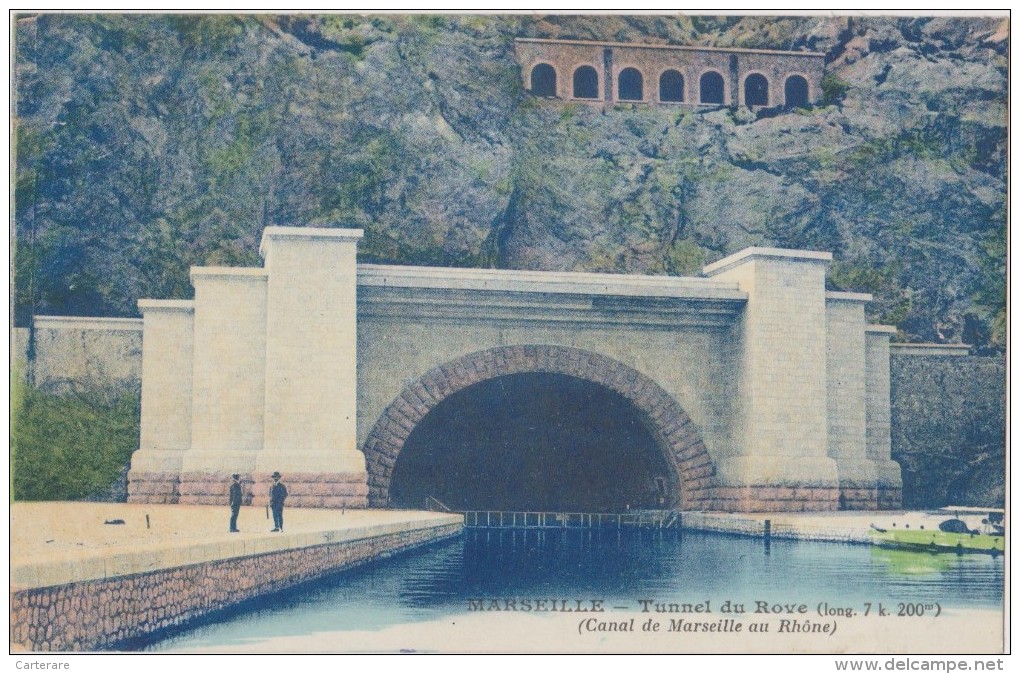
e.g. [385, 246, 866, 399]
[515, 38, 825, 108]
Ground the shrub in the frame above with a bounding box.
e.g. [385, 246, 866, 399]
[11, 385, 139, 501]
[665, 238, 707, 276]
[821, 73, 851, 106]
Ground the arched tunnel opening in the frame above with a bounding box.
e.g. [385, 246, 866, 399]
[388, 373, 674, 512]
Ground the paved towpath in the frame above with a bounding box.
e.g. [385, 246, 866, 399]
[14, 504, 983, 564]
[682, 509, 993, 543]
[11, 502, 459, 589]
[13, 503, 991, 589]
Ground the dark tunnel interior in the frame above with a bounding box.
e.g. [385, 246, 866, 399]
[389, 372, 673, 512]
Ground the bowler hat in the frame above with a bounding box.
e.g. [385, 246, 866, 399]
[271, 471, 282, 479]
[231, 473, 240, 480]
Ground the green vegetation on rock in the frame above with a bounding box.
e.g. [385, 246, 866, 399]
[11, 14, 1007, 348]
[821, 73, 851, 106]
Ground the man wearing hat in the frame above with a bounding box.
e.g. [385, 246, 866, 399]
[228, 473, 242, 533]
[270, 471, 288, 532]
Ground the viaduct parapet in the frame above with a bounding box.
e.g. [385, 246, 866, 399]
[515, 38, 826, 108]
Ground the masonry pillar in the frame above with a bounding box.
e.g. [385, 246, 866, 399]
[825, 293, 877, 509]
[603, 47, 613, 102]
[865, 326, 903, 509]
[254, 227, 368, 508]
[127, 300, 194, 504]
[704, 248, 839, 511]
[178, 267, 268, 504]
[729, 54, 740, 107]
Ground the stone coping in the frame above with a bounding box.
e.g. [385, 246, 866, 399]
[865, 325, 898, 335]
[10, 503, 461, 591]
[825, 291, 873, 303]
[190, 266, 268, 281]
[137, 299, 194, 313]
[260, 225, 364, 242]
[702, 247, 832, 276]
[358, 264, 747, 301]
[889, 343, 972, 357]
[259, 226, 364, 257]
[515, 37, 826, 58]
[33, 316, 144, 331]
[680, 510, 961, 544]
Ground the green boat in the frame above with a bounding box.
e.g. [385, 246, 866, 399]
[870, 508, 1005, 555]
[870, 528, 1004, 554]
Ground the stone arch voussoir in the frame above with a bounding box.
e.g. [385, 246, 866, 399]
[364, 345, 717, 509]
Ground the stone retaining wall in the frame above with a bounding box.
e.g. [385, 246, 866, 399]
[15, 317, 143, 394]
[10, 521, 461, 651]
[889, 350, 1005, 508]
[710, 486, 839, 512]
[680, 512, 871, 544]
[125, 471, 181, 505]
[17, 311, 1004, 513]
[172, 470, 370, 508]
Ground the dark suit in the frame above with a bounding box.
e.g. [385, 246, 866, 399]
[229, 480, 242, 532]
[270, 481, 288, 531]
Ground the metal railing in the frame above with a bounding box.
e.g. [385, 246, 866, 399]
[462, 510, 682, 530]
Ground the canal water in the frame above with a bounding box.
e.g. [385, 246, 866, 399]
[144, 529, 1004, 652]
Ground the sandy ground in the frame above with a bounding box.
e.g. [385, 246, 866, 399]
[10, 502, 444, 565]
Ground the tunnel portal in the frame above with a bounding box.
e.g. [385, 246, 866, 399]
[388, 373, 673, 513]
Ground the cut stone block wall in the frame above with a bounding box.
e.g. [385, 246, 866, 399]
[704, 248, 839, 505]
[825, 294, 880, 509]
[866, 328, 902, 509]
[260, 229, 364, 477]
[10, 521, 461, 651]
[177, 268, 269, 503]
[37, 231, 1006, 513]
[128, 300, 195, 504]
[362, 344, 717, 510]
[18, 316, 143, 394]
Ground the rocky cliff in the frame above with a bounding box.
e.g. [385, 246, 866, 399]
[13, 14, 1007, 348]
[891, 353, 1006, 508]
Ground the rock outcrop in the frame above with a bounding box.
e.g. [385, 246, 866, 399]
[13, 14, 1006, 347]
